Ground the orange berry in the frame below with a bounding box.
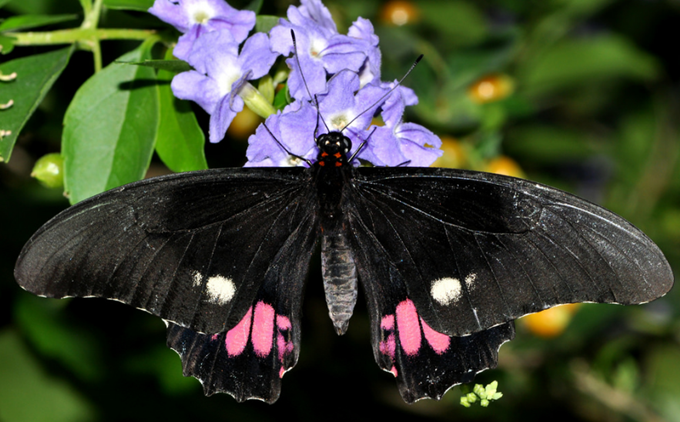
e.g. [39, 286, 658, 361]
[485, 156, 525, 178]
[432, 136, 467, 168]
[227, 107, 263, 140]
[521, 304, 580, 338]
[380, 1, 420, 26]
[468, 74, 514, 104]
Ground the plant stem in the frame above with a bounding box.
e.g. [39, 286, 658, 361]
[11, 28, 157, 46]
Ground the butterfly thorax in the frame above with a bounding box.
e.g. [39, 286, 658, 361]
[315, 131, 351, 168]
[313, 131, 358, 335]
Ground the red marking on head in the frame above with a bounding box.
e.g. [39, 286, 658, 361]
[321, 152, 329, 157]
[226, 307, 253, 357]
[420, 318, 450, 354]
[319, 161, 325, 166]
[334, 162, 342, 167]
[252, 301, 275, 357]
[396, 299, 422, 356]
[333, 152, 342, 158]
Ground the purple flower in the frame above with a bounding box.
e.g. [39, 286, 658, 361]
[364, 82, 443, 166]
[171, 30, 278, 143]
[245, 70, 391, 166]
[148, 0, 256, 60]
[269, 0, 369, 100]
[348, 17, 381, 87]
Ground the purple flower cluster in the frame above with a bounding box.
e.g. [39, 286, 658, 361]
[149, 0, 442, 167]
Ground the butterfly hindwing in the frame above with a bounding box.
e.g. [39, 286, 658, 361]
[14, 168, 317, 335]
[349, 167, 673, 338]
[347, 211, 515, 402]
[166, 200, 318, 403]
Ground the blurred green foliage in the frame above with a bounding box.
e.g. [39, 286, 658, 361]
[1, 0, 679, 421]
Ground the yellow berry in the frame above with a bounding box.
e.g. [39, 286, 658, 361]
[468, 74, 514, 104]
[380, 1, 420, 26]
[485, 156, 525, 178]
[432, 136, 467, 168]
[227, 107, 263, 140]
[521, 304, 581, 338]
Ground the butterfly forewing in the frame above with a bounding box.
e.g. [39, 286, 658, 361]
[349, 167, 673, 337]
[15, 167, 318, 335]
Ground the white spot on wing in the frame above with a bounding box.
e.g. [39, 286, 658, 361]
[430, 277, 462, 306]
[465, 273, 477, 290]
[205, 275, 235, 305]
[193, 271, 203, 287]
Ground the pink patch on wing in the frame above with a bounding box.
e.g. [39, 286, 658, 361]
[210, 334, 219, 341]
[389, 366, 398, 377]
[396, 299, 422, 356]
[251, 301, 275, 357]
[379, 333, 397, 358]
[277, 315, 292, 330]
[275, 314, 294, 362]
[381, 314, 395, 330]
[225, 307, 253, 357]
[420, 317, 450, 354]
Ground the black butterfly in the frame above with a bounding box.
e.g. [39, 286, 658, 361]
[14, 127, 674, 403]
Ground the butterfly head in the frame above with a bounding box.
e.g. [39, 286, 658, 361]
[315, 132, 352, 167]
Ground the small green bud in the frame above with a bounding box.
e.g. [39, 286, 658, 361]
[466, 392, 477, 403]
[460, 397, 471, 408]
[258, 76, 275, 104]
[480, 399, 490, 407]
[31, 153, 64, 188]
[240, 82, 276, 119]
[486, 381, 498, 395]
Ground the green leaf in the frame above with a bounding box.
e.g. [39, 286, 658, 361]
[273, 82, 291, 111]
[0, 33, 15, 54]
[256, 15, 280, 33]
[0, 0, 12, 9]
[0, 46, 73, 162]
[63, 43, 159, 204]
[102, 0, 153, 11]
[0, 329, 95, 422]
[418, 1, 487, 47]
[120, 59, 192, 73]
[155, 49, 207, 172]
[505, 124, 605, 163]
[244, 0, 263, 14]
[14, 295, 103, 382]
[0, 14, 77, 32]
[520, 34, 660, 97]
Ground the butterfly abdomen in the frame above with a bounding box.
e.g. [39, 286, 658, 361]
[321, 227, 358, 335]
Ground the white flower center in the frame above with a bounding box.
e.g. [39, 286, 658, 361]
[329, 113, 351, 131]
[217, 64, 242, 96]
[186, 1, 215, 25]
[308, 36, 327, 59]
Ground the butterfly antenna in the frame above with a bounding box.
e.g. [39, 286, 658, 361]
[341, 54, 423, 133]
[290, 30, 330, 136]
[262, 121, 313, 166]
[347, 126, 377, 163]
